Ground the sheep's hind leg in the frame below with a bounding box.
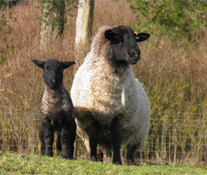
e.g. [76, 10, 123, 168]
[127, 144, 137, 164]
[61, 120, 76, 159]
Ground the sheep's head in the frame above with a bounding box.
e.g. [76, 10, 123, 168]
[103, 26, 149, 69]
[31, 59, 75, 90]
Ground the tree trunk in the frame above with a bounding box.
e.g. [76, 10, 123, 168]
[0, 0, 19, 8]
[40, 0, 65, 48]
[75, 0, 94, 54]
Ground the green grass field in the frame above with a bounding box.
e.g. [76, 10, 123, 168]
[0, 152, 207, 175]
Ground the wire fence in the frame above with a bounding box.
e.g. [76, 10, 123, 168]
[0, 105, 207, 165]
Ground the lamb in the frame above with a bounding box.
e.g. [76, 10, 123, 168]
[71, 25, 151, 164]
[31, 58, 76, 159]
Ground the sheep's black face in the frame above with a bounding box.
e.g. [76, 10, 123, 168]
[104, 26, 150, 66]
[31, 59, 75, 90]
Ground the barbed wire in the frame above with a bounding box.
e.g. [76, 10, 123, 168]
[1, 105, 207, 116]
[1, 105, 207, 165]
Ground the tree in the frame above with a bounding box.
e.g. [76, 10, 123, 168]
[128, 0, 207, 41]
[75, 0, 94, 51]
[0, 0, 19, 8]
[40, 0, 66, 47]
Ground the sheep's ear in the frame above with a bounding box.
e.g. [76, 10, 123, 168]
[105, 29, 123, 44]
[135, 32, 150, 42]
[62, 61, 75, 69]
[31, 59, 45, 69]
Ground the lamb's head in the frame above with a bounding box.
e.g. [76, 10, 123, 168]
[94, 26, 149, 71]
[31, 58, 75, 90]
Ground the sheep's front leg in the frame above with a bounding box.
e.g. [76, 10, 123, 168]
[87, 119, 99, 161]
[112, 117, 122, 165]
[40, 118, 54, 157]
[89, 134, 98, 161]
[61, 120, 76, 159]
[113, 138, 122, 164]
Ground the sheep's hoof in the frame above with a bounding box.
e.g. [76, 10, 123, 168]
[112, 159, 122, 165]
[90, 156, 97, 161]
[62, 151, 73, 160]
[127, 160, 135, 165]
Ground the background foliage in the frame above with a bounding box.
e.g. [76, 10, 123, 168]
[128, 0, 207, 41]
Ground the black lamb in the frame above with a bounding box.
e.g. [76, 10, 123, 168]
[31, 58, 76, 159]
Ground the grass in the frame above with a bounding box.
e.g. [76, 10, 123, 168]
[0, 152, 207, 175]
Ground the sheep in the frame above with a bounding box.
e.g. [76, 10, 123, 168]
[31, 58, 76, 159]
[71, 25, 151, 165]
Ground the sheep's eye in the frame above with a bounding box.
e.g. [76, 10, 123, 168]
[45, 68, 49, 72]
[114, 41, 122, 45]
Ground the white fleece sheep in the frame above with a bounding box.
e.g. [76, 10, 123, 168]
[71, 25, 151, 164]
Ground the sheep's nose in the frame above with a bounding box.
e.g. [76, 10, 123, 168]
[131, 50, 140, 57]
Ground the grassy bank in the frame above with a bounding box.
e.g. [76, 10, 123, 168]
[0, 152, 207, 175]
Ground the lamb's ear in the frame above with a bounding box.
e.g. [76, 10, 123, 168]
[31, 59, 45, 69]
[62, 61, 75, 69]
[135, 32, 150, 42]
[105, 29, 123, 44]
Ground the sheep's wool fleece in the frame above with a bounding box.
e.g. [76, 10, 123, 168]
[71, 26, 151, 152]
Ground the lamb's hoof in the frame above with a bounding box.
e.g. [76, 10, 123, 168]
[62, 155, 73, 160]
[45, 152, 53, 157]
[62, 152, 73, 160]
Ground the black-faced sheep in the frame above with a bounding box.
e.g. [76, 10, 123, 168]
[31, 58, 76, 159]
[71, 26, 151, 164]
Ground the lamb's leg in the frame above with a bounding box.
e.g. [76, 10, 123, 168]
[112, 117, 122, 165]
[61, 120, 76, 159]
[39, 119, 45, 155]
[97, 146, 103, 162]
[127, 144, 137, 164]
[56, 132, 61, 152]
[41, 118, 54, 157]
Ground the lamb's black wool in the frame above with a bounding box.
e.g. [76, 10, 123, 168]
[31, 58, 76, 159]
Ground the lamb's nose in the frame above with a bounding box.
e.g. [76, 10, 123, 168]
[51, 78, 56, 83]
